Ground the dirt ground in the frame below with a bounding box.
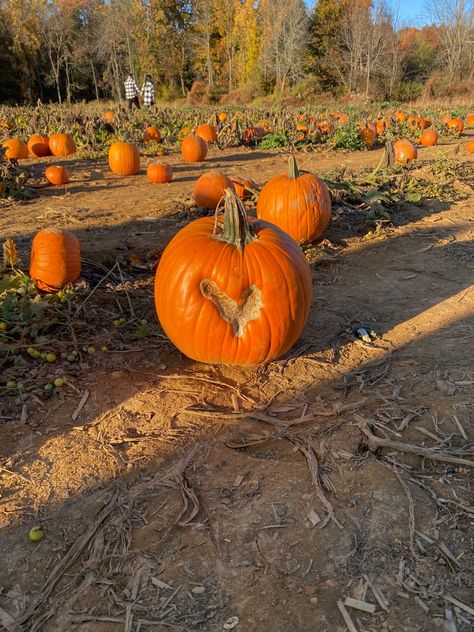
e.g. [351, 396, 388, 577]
[0, 136, 473, 632]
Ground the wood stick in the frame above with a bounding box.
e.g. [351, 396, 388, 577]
[344, 597, 376, 614]
[337, 599, 358, 632]
[357, 417, 474, 468]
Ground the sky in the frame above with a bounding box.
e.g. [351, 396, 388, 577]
[391, 0, 430, 26]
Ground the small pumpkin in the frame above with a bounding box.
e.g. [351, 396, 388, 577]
[2, 139, 28, 160]
[419, 129, 438, 147]
[407, 115, 420, 129]
[108, 141, 140, 175]
[28, 134, 51, 157]
[218, 112, 228, 123]
[466, 141, 474, 154]
[446, 118, 464, 134]
[30, 228, 81, 292]
[395, 111, 406, 122]
[242, 126, 265, 146]
[104, 111, 115, 123]
[394, 139, 417, 164]
[256, 155, 331, 245]
[144, 126, 161, 143]
[147, 162, 173, 183]
[195, 123, 217, 144]
[465, 113, 474, 128]
[419, 118, 432, 130]
[154, 188, 312, 366]
[49, 133, 76, 157]
[359, 123, 377, 148]
[181, 135, 208, 162]
[230, 176, 258, 200]
[193, 171, 235, 210]
[45, 165, 69, 185]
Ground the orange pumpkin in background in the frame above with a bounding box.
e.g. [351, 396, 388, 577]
[230, 176, 258, 200]
[104, 111, 115, 123]
[2, 139, 28, 159]
[45, 165, 69, 185]
[49, 133, 76, 157]
[395, 111, 407, 122]
[256, 155, 331, 245]
[195, 123, 217, 144]
[466, 141, 474, 154]
[446, 118, 464, 133]
[218, 112, 228, 123]
[154, 189, 312, 366]
[465, 113, 474, 128]
[359, 122, 377, 148]
[419, 118, 432, 130]
[394, 139, 417, 164]
[144, 126, 161, 143]
[419, 129, 438, 147]
[181, 135, 208, 162]
[30, 228, 81, 292]
[193, 171, 235, 209]
[28, 134, 51, 157]
[108, 141, 140, 175]
[147, 162, 173, 183]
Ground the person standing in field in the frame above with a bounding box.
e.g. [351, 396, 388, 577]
[124, 73, 140, 110]
[141, 74, 155, 107]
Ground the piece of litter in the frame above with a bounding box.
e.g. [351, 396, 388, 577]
[443, 594, 474, 617]
[223, 616, 239, 630]
[232, 475, 244, 488]
[191, 586, 205, 594]
[308, 510, 321, 527]
[355, 328, 372, 343]
[310, 597, 318, 604]
[71, 390, 89, 421]
[151, 577, 173, 590]
[344, 597, 376, 614]
[337, 599, 358, 632]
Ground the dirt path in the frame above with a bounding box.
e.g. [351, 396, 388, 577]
[0, 139, 473, 632]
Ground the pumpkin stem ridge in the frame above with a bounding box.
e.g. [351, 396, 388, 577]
[288, 154, 299, 179]
[215, 189, 255, 250]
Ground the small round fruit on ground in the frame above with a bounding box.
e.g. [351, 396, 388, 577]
[419, 129, 438, 147]
[45, 165, 69, 185]
[230, 176, 258, 200]
[466, 141, 474, 154]
[154, 189, 312, 366]
[108, 141, 140, 175]
[30, 228, 81, 293]
[393, 139, 417, 165]
[181, 135, 208, 162]
[193, 171, 235, 210]
[147, 163, 173, 183]
[195, 123, 217, 144]
[256, 155, 331, 245]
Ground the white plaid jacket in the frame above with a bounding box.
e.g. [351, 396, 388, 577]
[124, 77, 139, 99]
[141, 80, 155, 106]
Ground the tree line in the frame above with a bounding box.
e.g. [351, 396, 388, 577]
[0, 0, 473, 105]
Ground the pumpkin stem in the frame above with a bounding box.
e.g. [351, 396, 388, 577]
[214, 188, 256, 250]
[288, 154, 300, 179]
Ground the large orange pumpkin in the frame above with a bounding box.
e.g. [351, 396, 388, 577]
[30, 228, 81, 292]
[466, 141, 474, 154]
[154, 189, 312, 366]
[147, 162, 173, 183]
[45, 165, 69, 185]
[181, 135, 208, 162]
[193, 172, 235, 210]
[49, 133, 77, 157]
[2, 139, 28, 160]
[256, 156, 331, 245]
[28, 134, 51, 157]
[230, 176, 258, 200]
[446, 118, 464, 133]
[195, 124, 217, 144]
[465, 114, 474, 128]
[419, 129, 438, 147]
[359, 123, 377, 148]
[394, 139, 417, 164]
[144, 126, 161, 143]
[108, 141, 140, 175]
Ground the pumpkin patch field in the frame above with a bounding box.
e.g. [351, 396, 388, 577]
[0, 103, 473, 632]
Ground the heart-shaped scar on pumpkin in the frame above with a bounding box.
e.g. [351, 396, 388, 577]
[200, 279, 263, 338]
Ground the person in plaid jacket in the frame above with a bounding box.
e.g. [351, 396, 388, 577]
[141, 74, 155, 107]
[124, 73, 140, 110]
